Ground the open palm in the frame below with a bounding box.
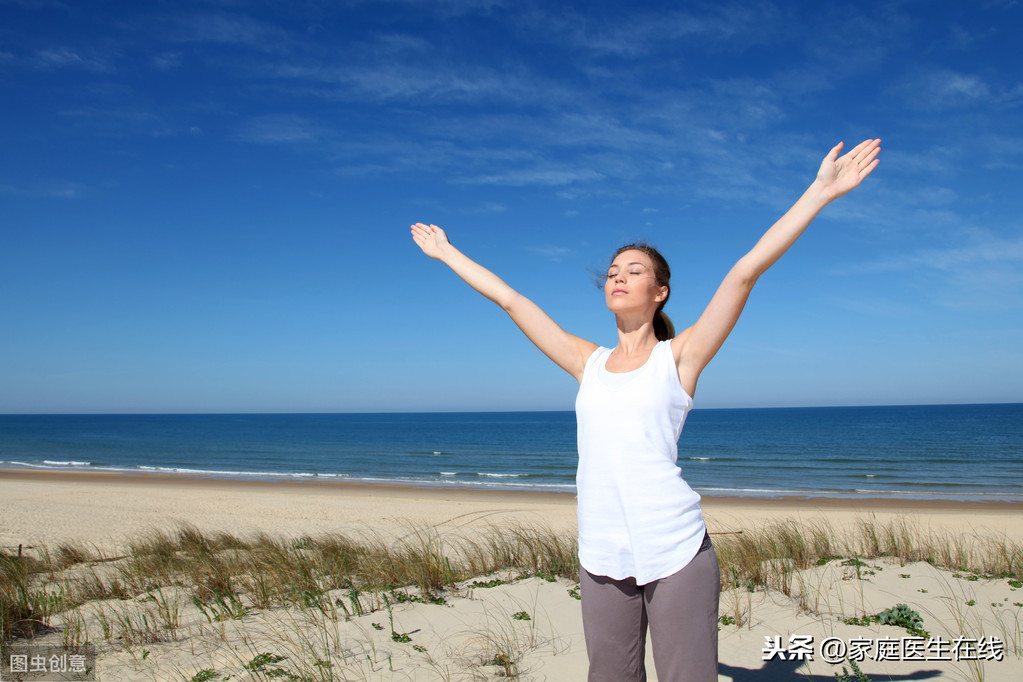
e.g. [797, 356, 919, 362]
[817, 138, 881, 201]
[410, 223, 450, 260]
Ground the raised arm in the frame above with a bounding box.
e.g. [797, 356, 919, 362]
[411, 223, 597, 381]
[674, 138, 881, 396]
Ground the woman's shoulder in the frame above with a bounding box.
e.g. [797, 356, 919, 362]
[581, 345, 611, 374]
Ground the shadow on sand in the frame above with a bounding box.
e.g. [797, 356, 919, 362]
[719, 659, 943, 681]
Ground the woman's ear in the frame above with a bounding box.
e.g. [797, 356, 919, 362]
[655, 286, 669, 303]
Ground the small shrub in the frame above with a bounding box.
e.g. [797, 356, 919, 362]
[487, 653, 516, 677]
[834, 658, 872, 681]
[245, 652, 285, 670]
[876, 604, 927, 637]
[843, 604, 928, 638]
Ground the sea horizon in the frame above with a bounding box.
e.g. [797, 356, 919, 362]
[3, 399, 1020, 417]
[2, 403, 1021, 503]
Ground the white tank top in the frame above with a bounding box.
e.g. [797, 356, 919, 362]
[575, 340, 706, 585]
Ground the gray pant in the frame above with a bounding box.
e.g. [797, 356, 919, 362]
[580, 534, 720, 681]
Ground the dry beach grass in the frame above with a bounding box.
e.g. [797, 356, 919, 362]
[3, 469, 1023, 679]
[4, 513, 1023, 681]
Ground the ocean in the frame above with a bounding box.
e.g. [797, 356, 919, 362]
[1, 404, 1021, 502]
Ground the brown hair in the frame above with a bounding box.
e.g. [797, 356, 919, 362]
[610, 243, 675, 341]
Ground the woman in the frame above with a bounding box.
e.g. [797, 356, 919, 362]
[411, 138, 881, 681]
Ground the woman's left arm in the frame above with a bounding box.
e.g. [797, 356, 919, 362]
[674, 138, 881, 396]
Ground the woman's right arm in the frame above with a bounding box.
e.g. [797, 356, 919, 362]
[411, 223, 597, 381]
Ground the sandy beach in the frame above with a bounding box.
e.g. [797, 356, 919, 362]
[2, 468, 1021, 680]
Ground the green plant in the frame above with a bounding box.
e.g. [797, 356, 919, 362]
[343, 578, 365, 617]
[843, 603, 928, 638]
[191, 589, 245, 623]
[511, 611, 531, 621]
[242, 652, 311, 681]
[834, 658, 872, 681]
[876, 603, 928, 637]
[244, 652, 287, 672]
[382, 593, 411, 643]
[487, 653, 516, 677]
[7, 519, 1022, 680]
[389, 589, 446, 605]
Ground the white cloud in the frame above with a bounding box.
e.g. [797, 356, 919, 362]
[32, 47, 112, 72]
[521, 2, 778, 57]
[459, 168, 604, 187]
[0, 181, 86, 199]
[359, 0, 509, 17]
[937, 73, 990, 100]
[861, 235, 1023, 274]
[526, 245, 574, 262]
[240, 114, 325, 144]
[151, 52, 183, 70]
[842, 231, 1023, 309]
[893, 69, 995, 111]
[173, 12, 288, 48]
[272, 60, 541, 106]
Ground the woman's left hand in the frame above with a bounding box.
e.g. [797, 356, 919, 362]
[816, 138, 881, 201]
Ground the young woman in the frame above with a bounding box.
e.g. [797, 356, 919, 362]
[411, 138, 880, 681]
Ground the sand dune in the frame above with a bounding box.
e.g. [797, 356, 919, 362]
[2, 469, 1021, 680]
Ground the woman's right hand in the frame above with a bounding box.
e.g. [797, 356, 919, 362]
[410, 223, 450, 261]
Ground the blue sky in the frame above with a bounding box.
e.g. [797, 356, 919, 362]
[2, 0, 1021, 413]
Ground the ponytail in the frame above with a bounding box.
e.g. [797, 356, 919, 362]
[654, 308, 675, 341]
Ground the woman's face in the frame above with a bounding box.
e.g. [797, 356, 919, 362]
[604, 249, 668, 314]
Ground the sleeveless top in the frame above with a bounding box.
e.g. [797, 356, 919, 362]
[575, 340, 707, 585]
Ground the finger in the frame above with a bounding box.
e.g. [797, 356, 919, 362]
[827, 141, 844, 161]
[858, 157, 880, 180]
[855, 143, 881, 171]
[410, 225, 431, 243]
[848, 138, 880, 162]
